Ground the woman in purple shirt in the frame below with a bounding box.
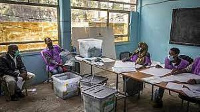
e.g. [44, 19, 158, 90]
[123, 42, 151, 66]
[153, 48, 189, 108]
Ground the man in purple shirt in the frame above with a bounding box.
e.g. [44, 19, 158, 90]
[173, 57, 200, 84]
[153, 48, 189, 108]
[41, 37, 67, 75]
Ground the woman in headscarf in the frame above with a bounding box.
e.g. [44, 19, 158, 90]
[123, 42, 151, 66]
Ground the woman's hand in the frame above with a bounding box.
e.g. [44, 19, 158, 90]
[187, 79, 196, 84]
[155, 64, 163, 68]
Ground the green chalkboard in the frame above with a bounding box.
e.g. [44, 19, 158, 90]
[170, 8, 200, 46]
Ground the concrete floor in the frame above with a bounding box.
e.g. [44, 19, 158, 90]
[0, 72, 199, 112]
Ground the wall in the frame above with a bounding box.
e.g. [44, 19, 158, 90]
[138, 0, 200, 63]
[17, 0, 138, 84]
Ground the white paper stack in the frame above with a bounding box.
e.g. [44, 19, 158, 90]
[166, 82, 183, 90]
[142, 76, 162, 84]
[112, 60, 136, 73]
[140, 67, 172, 77]
[161, 73, 200, 83]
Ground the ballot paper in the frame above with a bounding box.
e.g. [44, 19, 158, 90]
[112, 60, 137, 73]
[142, 76, 162, 84]
[101, 58, 115, 63]
[140, 67, 172, 77]
[184, 84, 200, 92]
[166, 82, 183, 90]
[112, 67, 136, 73]
[161, 73, 200, 83]
[182, 88, 200, 98]
[113, 60, 135, 68]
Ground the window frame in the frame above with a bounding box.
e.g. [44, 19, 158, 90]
[71, 0, 135, 42]
[0, 0, 60, 52]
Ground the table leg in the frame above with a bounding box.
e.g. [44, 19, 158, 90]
[123, 76, 127, 112]
[151, 85, 154, 101]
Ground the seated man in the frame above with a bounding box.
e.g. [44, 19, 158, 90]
[153, 47, 189, 108]
[173, 56, 200, 84]
[0, 45, 35, 101]
[41, 37, 73, 75]
[123, 42, 151, 66]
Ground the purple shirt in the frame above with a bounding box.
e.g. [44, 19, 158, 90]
[41, 45, 62, 71]
[165, 57, 189, 70]
[130, 54, 151, 66]
[191, 57, 200, 75]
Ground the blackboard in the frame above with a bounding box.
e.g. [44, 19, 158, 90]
[170, 8, 200, 46]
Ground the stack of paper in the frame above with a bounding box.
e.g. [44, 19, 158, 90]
[140, 67, 172, 77]
[142, 76, 162, 84]
[101, 58, 115, 63]
[182, 88, 200, 98]
[166, 82, 183, 90]
[112, 60, 136, 73]
[161, 73, 200, 83]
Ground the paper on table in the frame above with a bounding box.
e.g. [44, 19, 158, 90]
[140, 67, 171, 77]
[166, 82, 183, 90]
[182, 88, 200, 98]
[184, 84, 200, 92]
[162, 73, 200, 83]
[114, 60, 135, 68]
[142, 76, 162, 84]
[101, 58, 115, 63]
[112, 67, 136, 73]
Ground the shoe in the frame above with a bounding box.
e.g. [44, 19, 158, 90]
[16, 91, 25, 98]
[11, 94, 19, 101]
[152, 101, 163, 108]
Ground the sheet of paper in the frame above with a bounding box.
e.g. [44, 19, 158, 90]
[166, 82, 183, 90]
[142, 76, 162, 84]
[162, 73, 200, 83]
[112, 67, 136, 73]
[113, 60, 135, 68]
[184, 84, 200, 92]
[140, 67, 172, 77]
[182, 88, 200, 98]
[101, 58, 115, 63]
[17, 77, 25, 90]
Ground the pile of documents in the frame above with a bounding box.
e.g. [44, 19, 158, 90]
[112, 60, 138, 73]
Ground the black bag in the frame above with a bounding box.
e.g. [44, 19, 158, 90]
[123, 76, 143, 96]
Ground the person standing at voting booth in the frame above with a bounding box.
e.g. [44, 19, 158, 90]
[0, 45, 35, 101]
[153, 47, 190, 108]
[41, 37, 74, 75]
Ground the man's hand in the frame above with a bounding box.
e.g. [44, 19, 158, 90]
[155, 64, 162, 68]
[19, 73, 27, 81]
[161, 73, 172, 77]
[170, 69, 181, 75]
[187, 79, 196, 84]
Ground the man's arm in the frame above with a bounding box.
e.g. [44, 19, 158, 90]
[0, 57, 19, 77]
[16, 56, 27, 74]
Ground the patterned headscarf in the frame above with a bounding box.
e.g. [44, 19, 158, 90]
[134, 42, 148, 65]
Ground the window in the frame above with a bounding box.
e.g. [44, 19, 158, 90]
[71, 0, 136, 42]
[0, 0, 58, 53]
